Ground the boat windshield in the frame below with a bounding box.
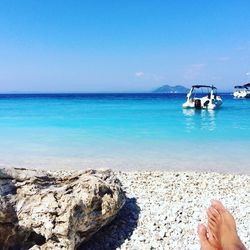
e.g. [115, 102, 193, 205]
[191, 86, 216, 98]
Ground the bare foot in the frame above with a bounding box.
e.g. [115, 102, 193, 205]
[207, 200, 247, 250]
[206, 205, 223, 249]
[198, 224, 221, 250]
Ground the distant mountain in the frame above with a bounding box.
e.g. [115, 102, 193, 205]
[153, 84, 188, 93]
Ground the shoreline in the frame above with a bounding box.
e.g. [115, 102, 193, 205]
[1, 158, 250, 176]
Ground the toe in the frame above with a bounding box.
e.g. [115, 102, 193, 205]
[207, 208, 217, 222]
[208, 221, 219, 240]
[209, 206, 220, 219]
[208, 220, 216, 229]
[211, 200, 226, 214]
[198, 224, 210, 249]
[207, 224, 221, 249]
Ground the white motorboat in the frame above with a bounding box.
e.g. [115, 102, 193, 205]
[182, 85, 222, 110]
[233, 83, 250, 98]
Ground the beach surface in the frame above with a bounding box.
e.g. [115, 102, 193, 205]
[82, 170, 250, 250]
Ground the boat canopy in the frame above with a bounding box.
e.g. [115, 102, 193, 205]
[244, 83, 250, 88]
[234, 83, 250, 89]
[192, 85, 217, 89]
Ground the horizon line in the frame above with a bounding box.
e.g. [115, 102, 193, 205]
[0, 91, 232, 95]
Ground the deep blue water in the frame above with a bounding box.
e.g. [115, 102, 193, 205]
[0, 93, 249, 173]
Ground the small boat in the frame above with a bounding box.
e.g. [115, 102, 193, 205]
[182, 85, 222, 110]
[233, 83, 250, 98]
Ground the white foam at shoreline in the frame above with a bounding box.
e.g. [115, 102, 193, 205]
[1, 155, 250, 175]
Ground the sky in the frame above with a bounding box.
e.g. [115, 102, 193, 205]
[0, 0, 250, 93]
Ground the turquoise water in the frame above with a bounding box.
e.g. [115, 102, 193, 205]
[0, 93, 249, 173]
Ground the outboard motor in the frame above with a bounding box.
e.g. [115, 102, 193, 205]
[195, 99, 202, 108]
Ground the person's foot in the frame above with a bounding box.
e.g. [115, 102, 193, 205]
[198, 224, 221, 250]
[207, 200, 247, 250]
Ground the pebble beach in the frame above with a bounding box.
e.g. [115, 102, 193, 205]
[82, 170, 250, 250]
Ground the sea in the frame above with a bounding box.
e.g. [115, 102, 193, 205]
[0, 93, 249, 173]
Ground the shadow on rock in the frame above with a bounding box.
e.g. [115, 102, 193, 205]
[79, 197, 140, 250]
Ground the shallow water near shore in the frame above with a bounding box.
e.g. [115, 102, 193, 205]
[0, 93, 250, 173]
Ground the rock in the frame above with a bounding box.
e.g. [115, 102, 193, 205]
[0, 168, 126, 249]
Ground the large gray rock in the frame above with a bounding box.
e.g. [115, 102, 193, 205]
[0, 168, 126, 249]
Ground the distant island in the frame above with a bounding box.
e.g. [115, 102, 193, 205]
[153, 84, 188, 93]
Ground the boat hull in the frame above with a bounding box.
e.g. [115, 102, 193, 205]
[233, 91, 250, 98]
[182, 99, 222, 110]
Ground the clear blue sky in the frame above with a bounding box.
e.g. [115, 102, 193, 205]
[0, 0, 250, 92]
